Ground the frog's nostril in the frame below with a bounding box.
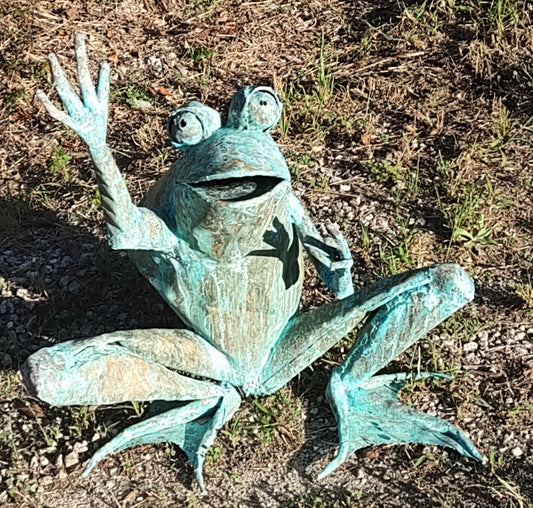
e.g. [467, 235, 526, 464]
[260, 100, 267, 106]
[180, 119, 187, 128]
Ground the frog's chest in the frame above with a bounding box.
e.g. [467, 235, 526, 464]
[131, 218, 304, 374]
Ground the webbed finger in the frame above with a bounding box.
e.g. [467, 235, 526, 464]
[330, 259, 353, 271]
[325, 221, 348, 244]
[48, 53, 86, 120]
[97, 61, 110, 106]
[36, 89, 79, 133]
[325, 222, 351, 257]
[75, 33, 99, 108]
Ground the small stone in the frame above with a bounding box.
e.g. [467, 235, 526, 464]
[68, 280, 79, 293]
[74, 441, 88, 454]
[511, 447, 523, 457]
[60, 256, 72, 268]
[41, 476, 54, 486]
[30, 456, 40, 470]
[147, 55, 163, 74]
[131, 98, 153, 110]
[463, 342, 478, 352]
[1, 354, 12, 369]
[477, 330, 488, 341]
[15, 287, 29, 298]
[64, 451, 79, 468]
[56, 454, 68, 479]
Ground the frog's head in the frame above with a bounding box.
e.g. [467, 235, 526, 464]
[168, 86, 289, 200]
[146, 87, 294, 260]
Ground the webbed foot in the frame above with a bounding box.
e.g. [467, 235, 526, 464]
[82, 386, 241, 491]
[319, 371, 484, 479]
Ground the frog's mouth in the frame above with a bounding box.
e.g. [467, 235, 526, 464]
[189, 176, 283, 202]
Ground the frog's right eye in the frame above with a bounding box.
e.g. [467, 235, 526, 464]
[167, 102, 221, 150]
[226, 87, 282, 132]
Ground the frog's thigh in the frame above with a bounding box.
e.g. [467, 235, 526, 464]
[258, 264, 473, 394]
[22, 329, 232, 407]
[338, 263, 474, 383]
[114, 328, 233, 382]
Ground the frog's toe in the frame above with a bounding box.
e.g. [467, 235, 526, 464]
[319, 370, 483, 479]
[82, 386, 241, 491]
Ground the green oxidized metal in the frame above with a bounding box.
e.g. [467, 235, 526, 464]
[22, 34, 484, 490]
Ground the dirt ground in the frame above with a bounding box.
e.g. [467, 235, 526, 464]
[1, 0, 533, 506]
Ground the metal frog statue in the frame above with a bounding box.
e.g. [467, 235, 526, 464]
[22, 35, 483, 489]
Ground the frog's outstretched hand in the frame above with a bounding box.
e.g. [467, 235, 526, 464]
[290, 194, 354, 299]
[320, 221, 354, 298]
[36, 34, 174, 252]
[36, 33, 110, 150]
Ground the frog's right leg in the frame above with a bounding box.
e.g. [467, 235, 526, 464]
[21, 329, 240, 491]
[257, 264, 482, 477]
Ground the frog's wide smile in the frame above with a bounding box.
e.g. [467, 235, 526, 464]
[189, 175, 283, 202]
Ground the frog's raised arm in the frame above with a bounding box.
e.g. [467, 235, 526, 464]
[36, 34, 174, 252]
[289, 193, 354, 298]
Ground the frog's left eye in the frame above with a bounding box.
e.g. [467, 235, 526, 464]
[167, 102, 221, 150]
[227, 87, 282, 132]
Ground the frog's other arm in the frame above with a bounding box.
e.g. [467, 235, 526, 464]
[289, 192, 354, 299]
[36, 34, 173, 252]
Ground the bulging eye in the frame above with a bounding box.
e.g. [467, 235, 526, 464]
[227, 87, 282, 131]
[169, 111, 203, 146]
[167, 102, 221, 150]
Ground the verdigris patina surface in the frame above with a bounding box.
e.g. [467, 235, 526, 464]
[22, 34, 483, 490]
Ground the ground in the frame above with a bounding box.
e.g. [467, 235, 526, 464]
[1, 0, 532, 506]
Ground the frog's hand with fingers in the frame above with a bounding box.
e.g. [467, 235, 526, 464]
[36, 34, 175, 252]
[22, 34, 484, 491]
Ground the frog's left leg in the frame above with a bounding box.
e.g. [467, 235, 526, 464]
[257, 264, 483, 476]
[82, 385, 240, 492]
[21, 329, 240, 490]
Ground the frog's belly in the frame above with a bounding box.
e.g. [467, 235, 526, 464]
[132, 249, 303, 383]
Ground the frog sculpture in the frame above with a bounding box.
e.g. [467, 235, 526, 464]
[22, 34, 483, 490]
